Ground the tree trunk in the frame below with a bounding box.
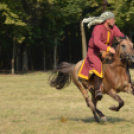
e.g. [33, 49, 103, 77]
[53, 38, 57, 69]
[68, 27, 71, 61]
[81, 22, 87, 59]
[29, 46, 34, 70]
[102, 0, 108, 12]
[49, 47, 53, 69]
[23, 45, 28, 71]
[16, 44, 19, 73]
[21, 0, 28, 14]
[12, 37, 15, 75]
[44, 48, 46, 71]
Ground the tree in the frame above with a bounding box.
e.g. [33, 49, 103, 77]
[1, 0, 134, 73]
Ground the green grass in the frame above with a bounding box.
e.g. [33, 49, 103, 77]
[0, 70, 134, 134]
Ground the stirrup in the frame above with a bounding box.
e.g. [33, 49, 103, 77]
[95, 90, 103, 101]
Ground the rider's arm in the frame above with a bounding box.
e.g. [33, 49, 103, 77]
[93, 26, 111, 52]
[113, 25, 124, 37]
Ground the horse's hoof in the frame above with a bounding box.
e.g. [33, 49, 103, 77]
[109, 106, 115, 111]
[109, 106, 118, 111]
[101, 116, 107, 122]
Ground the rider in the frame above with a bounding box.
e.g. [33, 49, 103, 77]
[78, 11, 125, 100]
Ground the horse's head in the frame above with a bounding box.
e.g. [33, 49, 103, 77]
[115, 36, 134, 62]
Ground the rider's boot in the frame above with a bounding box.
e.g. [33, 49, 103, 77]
[94, 74, 103, 101]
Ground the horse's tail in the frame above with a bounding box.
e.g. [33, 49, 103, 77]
[49, 62, 75, 90]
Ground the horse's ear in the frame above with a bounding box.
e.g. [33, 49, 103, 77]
[126, 36, 131, 41]
[115, 37, 121, 43]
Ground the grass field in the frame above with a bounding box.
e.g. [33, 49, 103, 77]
[0, 70, 134, 134]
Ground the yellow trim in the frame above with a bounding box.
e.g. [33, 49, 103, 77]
[78, 59, 88, 80]
[106, 46, 111, 52]
[106, 31, 110, 45]
[78, 60, 103, 80]
[89, 69, 103, 78]
[88, 63, 103, 79]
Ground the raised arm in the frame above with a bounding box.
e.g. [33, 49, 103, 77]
[114, 25, 124, 37]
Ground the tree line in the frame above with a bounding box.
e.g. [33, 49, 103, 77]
[0, 0, 134, 74]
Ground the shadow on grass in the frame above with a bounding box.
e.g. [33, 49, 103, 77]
[50, 116, 129, 124]
[68, 116, 127, 123]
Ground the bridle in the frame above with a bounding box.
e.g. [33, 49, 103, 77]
[113, 39, 128, 60]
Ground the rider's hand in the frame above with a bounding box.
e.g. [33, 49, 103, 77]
[109, 47, 115, 54]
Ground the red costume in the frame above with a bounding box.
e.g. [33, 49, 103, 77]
[78, 24, 124, 80]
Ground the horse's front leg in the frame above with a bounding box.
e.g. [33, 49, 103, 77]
[108, 89, 124, 111]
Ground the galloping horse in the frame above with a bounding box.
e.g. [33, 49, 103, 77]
[49, 36, 134, 122]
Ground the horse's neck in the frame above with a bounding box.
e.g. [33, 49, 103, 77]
[112, 50, 127, 68]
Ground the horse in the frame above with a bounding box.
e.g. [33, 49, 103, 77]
[49, 36, 134, 122]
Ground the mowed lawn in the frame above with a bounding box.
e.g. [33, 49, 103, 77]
[0, 70, 134, 134]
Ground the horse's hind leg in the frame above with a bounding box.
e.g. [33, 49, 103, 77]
[71, 63, 100, 122]
[108, 89, 124, 111]
[90, 90, 107, 122]
[80, 86, 100, 122]
[73, 80, 100, 122]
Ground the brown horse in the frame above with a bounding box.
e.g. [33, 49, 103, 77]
[49, 37, 134, 122]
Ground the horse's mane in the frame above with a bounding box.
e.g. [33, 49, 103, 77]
[113, 36, 127, 49]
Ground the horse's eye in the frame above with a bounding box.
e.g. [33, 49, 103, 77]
[121, 45, 125, 48]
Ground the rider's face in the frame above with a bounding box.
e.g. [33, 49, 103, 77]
[107, 18, 115, 28]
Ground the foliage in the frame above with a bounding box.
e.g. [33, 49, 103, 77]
[107, 0, 134, 31]
[0, 0, 134, 71]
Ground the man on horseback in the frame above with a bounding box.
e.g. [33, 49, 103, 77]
[78, 11, 126, 100]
